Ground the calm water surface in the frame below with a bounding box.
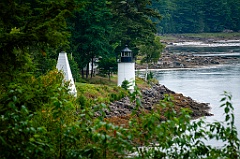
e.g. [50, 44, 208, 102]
[152, 40, 240, 146]
[153, 64, 240, 145]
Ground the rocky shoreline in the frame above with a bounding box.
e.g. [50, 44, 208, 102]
[105, 83, 213, 126]
[137, 35, 240, 69]
[106, 36, 239, 125]
[136, 52, 240, 70]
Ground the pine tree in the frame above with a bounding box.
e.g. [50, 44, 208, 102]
[108, 0, 161, 56]
[0, 0, 75, 84]
[68, 0, 113, 78]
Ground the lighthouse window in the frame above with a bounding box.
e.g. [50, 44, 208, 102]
[121, 52, 131, 57]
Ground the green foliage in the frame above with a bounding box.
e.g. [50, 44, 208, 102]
[0, 0, 76, 84]
[161, 32, 240, 42]
[1, 71, 240, 159]
[0, 70, 76, 158]
[68, 54, 80, 82]
[1, 1, 240, 158]
[32, 48, 58, 77]
[98, 57, 117, 80]
[75, 82, 128, 106]
[76, 94, 90, 109]
[133, 92, 240, 158]
[147, 71, 154, 81]
[68, 0, 113, 78]
[121, 80, 131, 90]
[153, 0, 240, 33]
[109, 0, 162, 57]
[139, 36, 165, 65]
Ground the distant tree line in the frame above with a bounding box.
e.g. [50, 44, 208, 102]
[152, 0, 240, 34]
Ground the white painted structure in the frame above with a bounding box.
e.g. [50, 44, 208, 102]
[117, 46, 135, 90]
[83, 57, 99, 75]
[118, 63, 135, 90]
[56, 51, 77, 97]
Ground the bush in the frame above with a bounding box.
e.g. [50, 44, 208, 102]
[1, 73, 239, 159]
[121, 80, 131, 90]
[0, 70, 76, 158]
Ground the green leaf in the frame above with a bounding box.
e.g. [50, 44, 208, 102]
[220, 97, 226, 102]
[13, 96, 17, 102]
[21, 105, 29, 114]
[224, 107, 230, 114]
[33, 134, 40, 138]
[136, 98, 142, 107]
[29, 138, 35, 142]
[225, 114, 230, 122]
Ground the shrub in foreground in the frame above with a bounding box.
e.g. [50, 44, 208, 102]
[0, 71, 239, 159]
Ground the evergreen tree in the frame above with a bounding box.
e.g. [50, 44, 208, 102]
[69, 0, 113, 78]
[227, 0, 240, 31]
[203, 0, 230, 32]
[152, 0, 240, 33]
[0, 0, 75, 84]
[152, 0, 177, 34]
[108, 0, 161, 57]
[98, 57, 117, 80]
[138, 36, 165, 80]
[170, 0, 205, 33]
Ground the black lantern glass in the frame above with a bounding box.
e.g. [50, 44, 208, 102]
[120, 45, 133, 62]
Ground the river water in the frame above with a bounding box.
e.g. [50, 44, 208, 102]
[152, 40, 240, 146]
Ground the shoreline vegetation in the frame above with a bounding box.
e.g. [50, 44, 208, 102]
[2, 0, 240, 156]
[159, 32, 240, 42]
[106, 33, 240, 125]
[137, 32, 240, 70]
[80, 75, 213, 128]
[1, 32, 239, 157]
[72, 33, 240, 131]
[136, 52, 240, 70]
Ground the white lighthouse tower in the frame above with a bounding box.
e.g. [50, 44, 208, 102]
[118, 45, 135, 90]
[56, 51, 77, 97]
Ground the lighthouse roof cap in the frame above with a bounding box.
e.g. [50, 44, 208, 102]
[121, 45, 132, 52]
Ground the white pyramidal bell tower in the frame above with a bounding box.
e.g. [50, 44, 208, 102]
[56, 51, 77, 97]
[118, 45, 135, 90]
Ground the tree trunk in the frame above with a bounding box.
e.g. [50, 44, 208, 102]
[108, 69, 110, 81]
[81, 68, 84, 78]
[86, 63, 89, 79]
[91, 57, 94, 78]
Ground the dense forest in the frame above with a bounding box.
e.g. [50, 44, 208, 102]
[1, 1, 240, 158]
[153, 0, 240, 34]
[1, 0, 239, 81]
[0, 0, 164, 81]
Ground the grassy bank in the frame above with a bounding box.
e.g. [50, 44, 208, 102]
[75, 75, 150, 106]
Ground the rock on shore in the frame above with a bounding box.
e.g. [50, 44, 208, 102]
[105, 83, 213, 124]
